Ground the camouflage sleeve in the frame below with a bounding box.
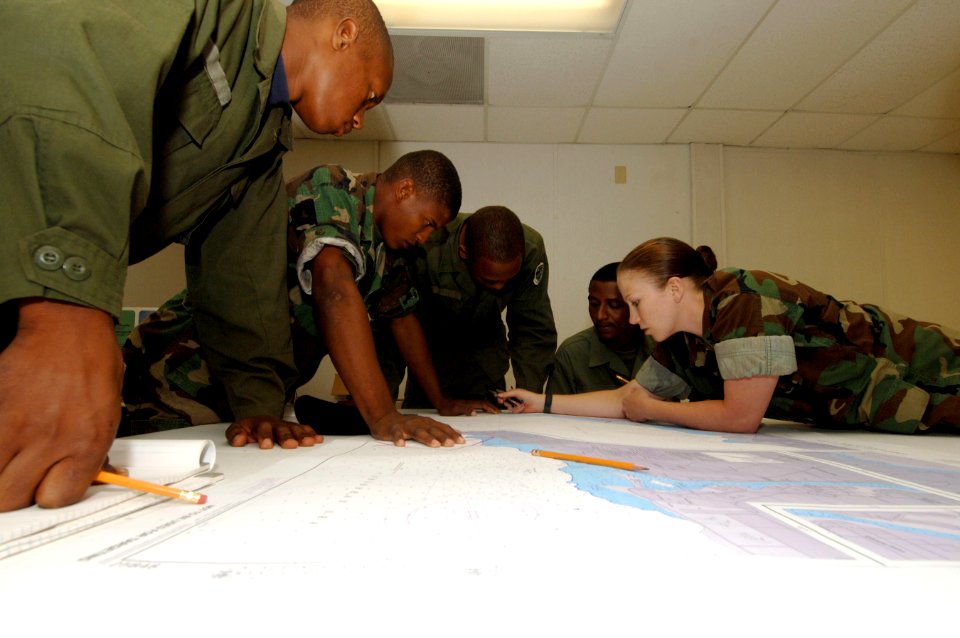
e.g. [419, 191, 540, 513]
[710, 287, 798, 380]
[714, 336, 797, 379]
[286, 166, 365, 295]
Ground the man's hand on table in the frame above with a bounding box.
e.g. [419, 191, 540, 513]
[226, 416, 323, 449]
[0, 300, 122, 511]
[369, 413, 465, 447]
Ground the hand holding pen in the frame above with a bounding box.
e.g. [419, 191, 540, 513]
[496, 388, 542, 413]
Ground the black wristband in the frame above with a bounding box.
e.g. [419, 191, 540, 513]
[543, 391, 553, 414]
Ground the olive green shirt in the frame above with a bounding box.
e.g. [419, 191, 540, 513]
[385, 213, 556, 404]
[547, 327, 654, 395]
[0, 0, 296, 419]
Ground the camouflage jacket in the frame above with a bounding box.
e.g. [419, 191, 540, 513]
[635, 268, 960, 433]
[121, 165, 417, 429]
[285, 165, 419, 380]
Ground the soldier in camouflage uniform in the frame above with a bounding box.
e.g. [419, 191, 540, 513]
[375, 206, 557, 408]
[123, 150, 492, 447]
[501, 237, 960, 435]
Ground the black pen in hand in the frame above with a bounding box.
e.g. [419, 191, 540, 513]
[487, 389, 522, 409]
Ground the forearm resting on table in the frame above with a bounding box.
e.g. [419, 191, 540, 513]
[627, 376, 776, 433]
[550, 384, 633, 419]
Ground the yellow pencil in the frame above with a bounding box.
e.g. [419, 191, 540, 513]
[95, 470, 208, 504]
[612, 372, 631, 385]
[531, 449, 646, 472]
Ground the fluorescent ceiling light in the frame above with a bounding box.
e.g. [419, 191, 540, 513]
[376, 0, 627, 33]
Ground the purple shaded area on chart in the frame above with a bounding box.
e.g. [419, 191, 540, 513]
[476, 427, 960, 562]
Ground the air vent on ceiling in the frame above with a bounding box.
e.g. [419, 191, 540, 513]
[384, 35, 484, 105]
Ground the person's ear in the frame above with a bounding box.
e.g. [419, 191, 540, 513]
[668, 276, 684, 302]
[395, 178, 416, 203]
[458, 234, 468, 260]
[332, 18, 360, 51]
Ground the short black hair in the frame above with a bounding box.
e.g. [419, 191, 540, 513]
[463, 206, 525, 264]
[288, 0, 393, 63]
[590, 262, 620, 284]
[381, 150, 462, 216]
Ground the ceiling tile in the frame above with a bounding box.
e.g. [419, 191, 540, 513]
[487, 107, 585, 143]
[281, 0, 960, 154]
[700, 0, 912, 110]
[668, 110, 783, 145]
[798, 0, 960, 114]
[594, 0, 774, 108]
[383, 105, 486, 142]
[487, 35, 613, 107]
[753, 112, 879, 149]
[578, 108, 687, 144]
[839, 116, 960, 151]
[892, 66, 960, 118]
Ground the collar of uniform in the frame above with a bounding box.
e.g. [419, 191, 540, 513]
[254, 0, 287, 100]
[269, 53, 290, 106]
[434, 214, 467, 275]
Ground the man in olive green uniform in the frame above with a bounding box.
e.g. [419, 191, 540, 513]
[0, 0, 393, 511]
[378, 206, 557, 407]
[547, 263, 655, 395]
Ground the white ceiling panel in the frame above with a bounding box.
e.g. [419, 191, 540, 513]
[892, 66, 960, 118]
[594, 0, 774, 108]
[486, 35, 613, 107]
[487, 107, 585, 143]
[293, 0, 960, 154]
[840, 115, 960, 152]
[798, 0, 960, 114]
[753, 112, 880, 150]
[578, 108, 687, 144]
[700, 0, 912, 110]
[383, 104, 486, 142]
[668, 109, 783, 146]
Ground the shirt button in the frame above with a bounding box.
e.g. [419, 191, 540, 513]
[34, 245, 64, 270]
[63, 256, 92, 281]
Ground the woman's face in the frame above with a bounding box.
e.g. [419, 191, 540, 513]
[617, 270, 679, 342]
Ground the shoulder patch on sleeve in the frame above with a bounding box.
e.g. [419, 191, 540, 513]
[533, 262, 545, 286]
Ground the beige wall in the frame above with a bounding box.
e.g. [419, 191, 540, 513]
[123, 141, 960, 400]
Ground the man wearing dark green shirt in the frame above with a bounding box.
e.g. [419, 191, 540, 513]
[0, 0, 393, 511]
[547, 262, 655, 395]
[378, 206, 557, 407]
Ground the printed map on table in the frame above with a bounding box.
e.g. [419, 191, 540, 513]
[476, 427, 960, 564]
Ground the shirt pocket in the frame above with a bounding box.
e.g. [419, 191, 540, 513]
[158, 56, 225, 156]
